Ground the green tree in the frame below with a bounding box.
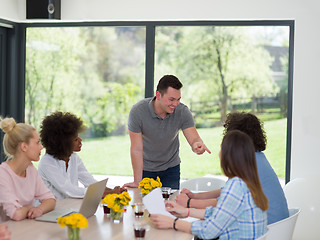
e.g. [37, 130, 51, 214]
[25, 27, 145, 136]
[97, 82, 141, 135]
[25, 28, 82, 129]
[156, 26, 277, 122]
[76, 27, 145, 136]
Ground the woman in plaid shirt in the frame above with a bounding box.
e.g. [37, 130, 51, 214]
[151, 130, 268, 240]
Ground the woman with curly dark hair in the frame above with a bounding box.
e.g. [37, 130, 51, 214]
[38, 111, 125, 201]
[175, 112, 289, 225]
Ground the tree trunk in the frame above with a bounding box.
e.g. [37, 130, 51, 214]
[216, 48, 228, 123]
[221, 91, 228, 123]
[251, 96, 257, 113]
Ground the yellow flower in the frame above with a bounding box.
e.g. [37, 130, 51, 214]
[146, 183, 153, 190]
[102, 192, 131, 213]
[113, 204, 124, 213]
[151, 180, 158, 188]
[78, 218, 88, 228]
[57, 213, 88, 229]
[139, 177, 162, 196]
[102, 193, 118, 207]
[143, 178, 150, 182]
[57, 216, 66, 228]
[140, 188, 147, 194]
[122, 191, 130, 199]
[156, 176, 163, 187]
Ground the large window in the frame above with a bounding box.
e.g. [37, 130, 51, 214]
[24, 22, 293, 181]
[25, 26, 146, 175]
[26, 27, 146, 132]
[154, 25, 290, 179]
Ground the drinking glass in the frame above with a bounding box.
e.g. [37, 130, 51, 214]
[161, 187, 171, 200]
[134, 202, 145, 217]
[133, 221, 147, 239]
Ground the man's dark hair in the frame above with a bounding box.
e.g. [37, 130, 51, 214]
[40, 111, 86, 159]
[156, 75, 183, 95]
[223, 112, 267, 152]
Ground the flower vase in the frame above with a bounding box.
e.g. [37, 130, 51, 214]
[68, 227, 80, 240]
[110, 209, 123, 224]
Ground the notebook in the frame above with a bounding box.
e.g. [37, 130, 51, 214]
[35, 178, 108, 223]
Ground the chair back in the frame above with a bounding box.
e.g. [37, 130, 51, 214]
[266, 208, 301, 240]
[284, 177, 320, 239]
[180, 177, 226, 191]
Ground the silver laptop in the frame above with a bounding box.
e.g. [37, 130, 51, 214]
[36, 178, 108, 222]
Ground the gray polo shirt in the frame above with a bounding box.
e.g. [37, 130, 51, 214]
[128, 97, 195, 172]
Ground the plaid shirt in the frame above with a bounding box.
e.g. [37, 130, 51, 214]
[191, 177, 267, 240]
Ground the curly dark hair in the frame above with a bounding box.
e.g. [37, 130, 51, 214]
[223, 112, 267, 152]
[40, 111, 86, 159]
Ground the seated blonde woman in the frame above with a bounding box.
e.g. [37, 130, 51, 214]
[0, 117, 56, 222]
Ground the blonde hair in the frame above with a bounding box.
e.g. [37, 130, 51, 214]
[0, 117, 35, 159]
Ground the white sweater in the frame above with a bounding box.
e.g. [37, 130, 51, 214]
[38, 153, 97, 200]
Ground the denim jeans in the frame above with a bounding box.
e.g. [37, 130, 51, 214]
[143, 164, 180, 189]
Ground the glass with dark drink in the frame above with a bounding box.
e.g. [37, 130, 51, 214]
[103, 204, 111, 215]
[135, 211, 144, 217]
[133, 221, 147, 239]
[161, 187, 171, 200]
[134, 228, 146, 238]
[134, 202, 145, 218]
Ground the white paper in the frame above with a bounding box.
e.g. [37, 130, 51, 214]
[142, 188, 175, 218]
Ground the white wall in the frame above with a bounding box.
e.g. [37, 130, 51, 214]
[1, 0, 318, 186]
[0, 0, 19, 21]
[1, 1, 320, 238]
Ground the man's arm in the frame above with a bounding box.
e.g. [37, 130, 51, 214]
[182, 127, 211, 154]
[123, 130, 143, 188]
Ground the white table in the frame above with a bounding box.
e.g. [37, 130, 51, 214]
[5, 188, 194, 240]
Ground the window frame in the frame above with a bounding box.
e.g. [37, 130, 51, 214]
[0, 20, 294, 183]
[0, 19, 26, 161]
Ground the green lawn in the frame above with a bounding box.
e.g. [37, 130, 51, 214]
[71, 118, 287, 179]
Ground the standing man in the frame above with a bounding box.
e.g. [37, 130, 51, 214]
[123, 75, 211, 189]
